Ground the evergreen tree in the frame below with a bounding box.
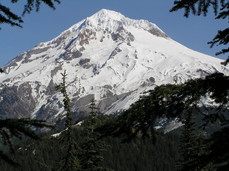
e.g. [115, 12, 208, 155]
[80, 99, 111, 171]
[110, 73, 228, 170]
[0, 64, 53, 167]
[205, 127, 229, 170]
[88, 97, 99, 133]
[170, 0, 229, 63]
[177, 112, 205, 171]
[112, 73, 228, 138]
[170, 2, 229, 169]
[89, 97, 97, 116]
[0, 0, 60, 29]
[0, 0, 61, 166]
[178, 113, 216, 171]
[0, 118, 53, 167]
[56, 70, 81, 171]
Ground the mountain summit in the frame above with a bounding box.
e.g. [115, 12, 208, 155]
[0, 9, 228, 121]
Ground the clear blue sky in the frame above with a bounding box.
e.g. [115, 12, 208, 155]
[0, 0, 227, 67]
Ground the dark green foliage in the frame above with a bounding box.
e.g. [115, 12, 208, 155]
[178, 113, 196, 171]
[0, 61, 53, 167]
[89, 97, 98, 116]
[107, 72, 228, 170]
[0, 126, 181, 171]
[21, 0, 60, 15]
[103, 133, 180, 171]
[0, 0, 60, 28]
[206, 127, 229, 170]
[79, 129, 108, 171]
[177, 113, 208, 171]
[0, 133, 68, 171]
[0, 150, 19, 167]
[0, 0, 60, 165]
[209, 28, 229, 56]
[178, 123, 229, 171]
[57, 130, 81, 171]
[0, 67, 53, 167]
[0, 118, 52, 141]
[79, 100, 111, 171]
[170, 3, 229, 168]
[111, 73, 228, 140]
[170, 0, 228, 17]
[0, 3, 23, 28]
[170, 0, 229, 63]
[56, 70, 81, 171]
[56, 71, 72, 129]
[55, 72, 111, 171]
[0, 118, 53, 167]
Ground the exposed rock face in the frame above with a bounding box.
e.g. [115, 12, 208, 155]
[148, 27, 168, 38]
[0, 83, 36, 118]
[78, 29, 97, 46]
[0, 9, 228, 123]
[60, 50, 83, 60]
[111, 26, 135, 44]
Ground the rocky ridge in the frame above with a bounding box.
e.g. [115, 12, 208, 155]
[0, 9, 228, 122]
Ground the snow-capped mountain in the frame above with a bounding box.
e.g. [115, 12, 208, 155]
[0, 9, 228, 122]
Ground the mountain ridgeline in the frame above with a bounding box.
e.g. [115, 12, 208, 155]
[0, 9, 228, 122]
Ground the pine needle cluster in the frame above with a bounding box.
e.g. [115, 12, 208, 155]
[0, 0, 60, 29]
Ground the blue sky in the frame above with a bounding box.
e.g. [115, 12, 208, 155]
[0, 0, 227, 67]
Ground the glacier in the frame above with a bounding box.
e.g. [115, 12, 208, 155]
[0, 9, 228, 122]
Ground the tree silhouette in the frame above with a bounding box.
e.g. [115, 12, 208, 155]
[177, 113, 210, 171]
[0, 0, 60, 29]
[170, 2, 229, 169]
[56, 71, 81, 171]
[79, 99, 111, 171]
[170, 0, 229, 64]
[0, 0, 61, 166]
[0, 118, 53, 167]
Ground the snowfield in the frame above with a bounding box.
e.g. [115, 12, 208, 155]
[0, 9, 228, 122]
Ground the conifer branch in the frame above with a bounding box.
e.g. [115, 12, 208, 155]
[170, 0, 229, 63]
[0, 0, 60, 28]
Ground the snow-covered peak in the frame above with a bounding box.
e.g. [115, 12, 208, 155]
[88, 9, 126, 22]
[84, 9, 167, 37]
[55, 9, 168, 41]
[0, 9, 228, 122]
